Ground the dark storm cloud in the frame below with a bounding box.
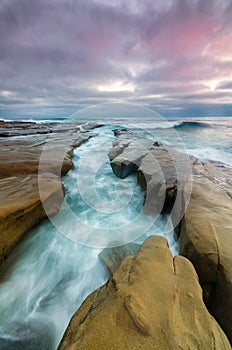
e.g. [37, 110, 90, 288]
[0, 0, 232, 115]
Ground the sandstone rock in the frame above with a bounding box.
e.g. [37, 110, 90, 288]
[99, 243, 140, 274]
[0, 121, 98, 267]
[108, 139, 131, 161]
[0, 173, 65, 265]
[179, 176, 232, 343]
[0, 130, 93, 179]
[59, 236, 230, 350]
[110, 140, 152, 179]
[109, 138, 191, 217]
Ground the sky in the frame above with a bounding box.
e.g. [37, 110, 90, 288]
[0, 0, 232, 118]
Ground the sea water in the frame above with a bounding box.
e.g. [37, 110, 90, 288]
[0, 117, 231, 349]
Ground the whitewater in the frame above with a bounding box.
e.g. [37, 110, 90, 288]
[0, 116, 231, 349]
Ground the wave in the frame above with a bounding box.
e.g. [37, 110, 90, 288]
[135, 120, 211, 130]
[173, 120, 211, 130]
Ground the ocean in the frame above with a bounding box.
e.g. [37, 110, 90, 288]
[1, 103, 232, 166]
[0, 107, 231, 349]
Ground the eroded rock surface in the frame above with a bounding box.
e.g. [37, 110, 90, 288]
[99, 243, 140, 275]
[108, 136, 190, 216]
[109, 132, 232, 344]
[179, 176, 232, 343]
[59, 236, 231, 350]
[0, 128, 94, 179]
[0, 121, 99, 266]
[0, 173, 65, 265]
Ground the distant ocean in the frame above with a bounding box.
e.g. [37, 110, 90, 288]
[1, 104, 231, 167]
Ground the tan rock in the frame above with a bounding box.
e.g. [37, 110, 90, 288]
[59, 236, 230, 350]
[99, 243, 140, 274]
[179, 176, 232, 343]
[109, 138, 191, 216]
[0, 121, 97, 266]
[0, 132, 93, 179]
[0, 173, 65, 265]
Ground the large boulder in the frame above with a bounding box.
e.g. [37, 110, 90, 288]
[179, 176, 232, 343]
[59, 236, 230, 350]
[109, 138, 191, 216]
[0, 173, 65, 265]
[110, 139, 152, 179]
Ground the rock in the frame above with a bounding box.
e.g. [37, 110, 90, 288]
[109, 138, 190, 216]
[191, 157, 232, 199]
[0, 130, 93, 179]
[59, 236, 231, 350]
[179, 176, 232, 343]
[0, 121, 99, 267]
[113, 128, 133, 137]
[110, 140, 151, 179]
[0, 173, 65, 265]
[99, 243, 140, 275]
[81, 122, 103, 130]
[108, 140, 131, 161]
[0, 120, 81, 137]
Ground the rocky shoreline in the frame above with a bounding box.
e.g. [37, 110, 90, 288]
[0, 123, 232, 349]
[0, 121, 97, 266]
[60, 129, 232, 349]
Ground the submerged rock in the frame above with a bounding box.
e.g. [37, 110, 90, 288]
[179, 176, 232, 344]
[0, 173, 65, 265]
[59, 236, 231, 350]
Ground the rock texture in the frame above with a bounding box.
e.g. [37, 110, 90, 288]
[0, 173, 65, 265]
[99, 243, 140, 275]
[108, 136, 191, 219]
[59, 236, 231, 350]
[109, 131, 232, 344]
[0, 129, 93, 179]
[179, 176, 232, 344]
[0, 121, 99, 267]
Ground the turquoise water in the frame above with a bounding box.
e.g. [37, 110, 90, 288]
[0, 118, 231, 349]
[0, 124, 177, 350]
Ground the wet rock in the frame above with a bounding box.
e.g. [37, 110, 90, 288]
[108, 140, 131, 161]
[110, 139, 152, 179]
[0, 173, 65, 265]
[59, 236, 231, 350]
[179, 176, 232, 344]
[109, 139, 190, 215]
[113, 128, 132, 137]
[0, 121, 98, 266]
[99, 243, 140, 275]
[0, 130, 94, 179]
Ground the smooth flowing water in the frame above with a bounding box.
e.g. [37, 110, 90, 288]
[0, 124, 178, 350]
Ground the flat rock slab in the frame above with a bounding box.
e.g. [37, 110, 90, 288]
[0, 173, 65, 265]
[59, 236, 230, 350]
[179, 176, 232, 343]
[0, 131, 93, 179]
[0, 121, 99, 267]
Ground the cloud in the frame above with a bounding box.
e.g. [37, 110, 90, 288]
[0, 0, 232, 116]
